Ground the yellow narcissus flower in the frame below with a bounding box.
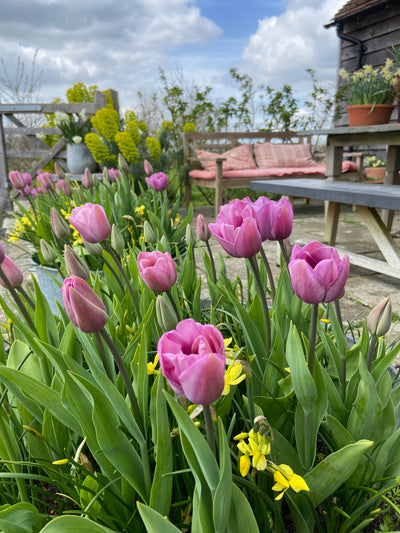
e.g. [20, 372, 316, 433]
[270, 463, 309, 500]
[222, 360, 246, 395]
[235, 429, 271, 477]
[135, 205, 146, 217]
[147, 353, 159, 375]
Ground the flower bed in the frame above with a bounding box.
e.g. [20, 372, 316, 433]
[0, 159, 399, 532]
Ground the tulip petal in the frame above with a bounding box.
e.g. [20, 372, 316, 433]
[289, 259, 326, 304]
[179, 351, 225, 404]
[324, 255, 350, 302]
[68, 286, 108, 333]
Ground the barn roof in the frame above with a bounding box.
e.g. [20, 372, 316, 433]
[325, 0, 392, 27]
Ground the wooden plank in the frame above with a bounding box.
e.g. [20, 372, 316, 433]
[0, 103, 97, 114]
[28, 138, 66, 177]
[7, 150, 64, 159]
[0, 114, 10, 212]
[4, 127, 61, 136]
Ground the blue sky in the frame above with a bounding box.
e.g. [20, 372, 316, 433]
[0, 0, 345, 116]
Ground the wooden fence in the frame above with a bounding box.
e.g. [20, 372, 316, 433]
[0, 89, 119, 212]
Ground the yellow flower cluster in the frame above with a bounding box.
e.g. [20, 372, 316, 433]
[183, 122, 196, 132]
[84, 133, 117, 166]
[115, 131, 139, 164]
[8, 216, 32, 243]
[139, 121, 148, 134]
[66, 82, 98, 103]
[124, 111, 141, 145]
[91, 108, 120, 142]
[146, 137, 162, 161]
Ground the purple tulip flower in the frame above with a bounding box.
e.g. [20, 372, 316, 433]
[138, 251, 177, 293]
[270, 198, 293, 240]
[288, 241, 350, 304]
[108, 168, 121, 182]
[157, 318, 226, 404]
[9, 171, 27, 190]
[62, 276, 108, 333]
[56, 179, 73, 197]
[0, 256, 24, 288]
[37, 170, 53, 191]
[145, 172, 168, 192]
[209, 198, 262, 258]
[69, 203, 111, 243]
[82, 168, 94, 189]
[196, 213, 211, 242]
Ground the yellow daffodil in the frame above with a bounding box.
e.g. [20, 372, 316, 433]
[270, 463, 309, 500]
[147, 353, 159, 375]
[52, 458, 69, 465]
[235, 429, 271, 477]
[222, 360, 246, 395]
[135, 205, 146, 217]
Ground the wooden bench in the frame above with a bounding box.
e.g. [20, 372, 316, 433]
[183, 131, 363, 217]
[250, 178, 400, 279]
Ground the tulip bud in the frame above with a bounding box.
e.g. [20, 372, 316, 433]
[160, 235, 170, 254]
[367, 296, 392, 337]
[0, 256, 23, 287]
[82, 168, 94, 189]
[64, 245, 90, 280]
[185, 224, 195, 247]
[40, 239, 57, 265]
[144, 159, 153, 176]
[114, 193, 123, 210]
[196, 213, 211, 242]
[51, 207, 71, 241]
[102, 167, 110, 183]
[37, 170, 53, 191]
[118, 153, 130, 174]
[56, 179, 73, 197]
[0, 242, 5, 264]
[108, 168, 121, 182]
[62, 276, 108, 333]
[110, 224, 125, 253]
[82, 238, 104, 257]
[156, 294, 178, 332]
[54, 162, 66, 180]
[9, 170, 26, 190]
[143, 220, 156, 244]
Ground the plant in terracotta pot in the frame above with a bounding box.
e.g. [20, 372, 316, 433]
[364, 155, 386, 182]
[338, 61, 398, 126]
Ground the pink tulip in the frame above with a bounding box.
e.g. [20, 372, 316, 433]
[69, 203, 111, 243]
[209, 198, 262, 258]
[251, 196, 274, 241]
[196, 213, 211, 242]
[62, 276, 108, 333]
[0, 256, 23, 287]
[9, 171, 26, 190]
[157, 318, 226, 404]
[144, 159, 153, 176]
[82, 168, 94, 189]
[138, 251, 177, 293]
[22, 173, 32, 187]
[145, 172, 168, 192]
[288, 241, 350, 304]
[37, 170, 53, 191]
[270, 198, 293, 240]
[56, 179, 73, 196]
[108, 168, 121, 182]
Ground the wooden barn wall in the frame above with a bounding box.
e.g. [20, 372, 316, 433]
[334, 1, 400, 127]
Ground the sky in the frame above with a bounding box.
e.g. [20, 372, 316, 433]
[0, 0, 346, 115]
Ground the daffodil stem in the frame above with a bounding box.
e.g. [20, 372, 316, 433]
[166, 288, 180, 321]
[100, 329, 144, 434]
[246, 376, 255, 428]
[260, 246, 275, 302]
[205, 241, 217, 283]
[103, 242, 141, 319]
[248, 255, 271, 355]
[279, 239, 290, 266]
[202, 403, 216, 457]
[308, 303, 319, 377]
[367, 335, 378, 371]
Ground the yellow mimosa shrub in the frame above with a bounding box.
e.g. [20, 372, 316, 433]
[103, 89, 116, 108]
[85, 132, 117, 166]
[91, 108, 120, 142]
[138, 121, 148, 134]
[114, 131, 139, 164]
[146, 137, 162, 161]
[66, 82, 98, 103]
[124, 111, 141, 145]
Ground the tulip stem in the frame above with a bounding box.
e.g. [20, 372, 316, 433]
[260, 246, 275, 302]
[103, 242, 141, 320]
[166, 289, 180, 321]
[367, 335, 378, 371]
[279, 239, 290, 266]
[308, 303, 319, 377]
[16, 286, 35, 310]
[248, 255, 271, 355]
[334, 299, 343, 331]
[202, 403, 216, 457]
[101, 255, 125, 293]
[100, 329, 144, 434]
[205, 241, 217, 283]
[340, 357, 347, 403]
[94, 332, 116, 383]
[0, 267, 36, 332]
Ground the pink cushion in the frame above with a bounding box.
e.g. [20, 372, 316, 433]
[254, 142, 317, 168]
[188, 161, 357, 180]
[195, 144, 256, 171]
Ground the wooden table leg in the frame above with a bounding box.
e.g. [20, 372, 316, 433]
[323, 202, 340, 245]
[382, 145, 400, 230]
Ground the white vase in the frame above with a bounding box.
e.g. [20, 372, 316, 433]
[33, 264, 63, 315]
[67, 143, 97, 174]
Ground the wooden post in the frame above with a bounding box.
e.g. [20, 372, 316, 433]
[0, 112, 10, 214]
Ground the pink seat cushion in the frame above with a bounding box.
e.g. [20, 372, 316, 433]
[195, 144, 257, 171]
[188, 161, 357, 180]
[254, 142, 317, 168]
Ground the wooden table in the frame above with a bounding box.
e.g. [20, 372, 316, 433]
[249, 178, 400, 279]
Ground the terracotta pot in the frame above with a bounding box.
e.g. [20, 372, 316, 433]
[364, 167, 385, 182]
[347, 104, 395, 127]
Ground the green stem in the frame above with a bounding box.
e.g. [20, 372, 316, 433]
[279, 239, 290, 266]
[308, 303, 319, 377]
[205, 241, 217, 283]
[340, 357, 347, 403]
[246, 374, 255, 428]
[103, 242, 141, 320]
[99, 329, 144, 434]
[0, 267, 36, 332]
[366, 336, 378, 371]
[101, 254, 125, 293]
[165, 288, 180, 321]
[334, 299, 343, 330]
[248, 255, 271, 355]
[260, 246, 276, 302]
[16, 286, 35, 310]
[202, 403, 216, 457]
[94, 332, 116, 383]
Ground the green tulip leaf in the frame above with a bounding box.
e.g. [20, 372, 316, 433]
[226, 484, 260, 533]
[0, 502, 41, 533]
[213, 419, 232, 533]
[40, 515, 116, 532]
[137, 502, 182, 533]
